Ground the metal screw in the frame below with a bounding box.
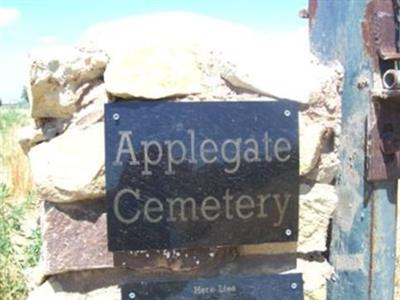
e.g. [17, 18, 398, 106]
[113, 113, 120, 121]
[285, 229, 292, 237]
[128, 292, 136, 299]
[291, 282, 298, 290]
[284, 110, 291, 117]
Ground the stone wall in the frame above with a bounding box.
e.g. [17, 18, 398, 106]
[21, 13, 343, 300]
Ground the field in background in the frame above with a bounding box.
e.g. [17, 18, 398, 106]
[0, 104, 41, 300]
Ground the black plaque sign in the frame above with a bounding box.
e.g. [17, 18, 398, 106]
[105, 101, 299, 251]
[121, 274, 303, 300]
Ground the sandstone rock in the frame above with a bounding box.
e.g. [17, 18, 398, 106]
[18, 119, 69, 153]
[228, 50, 343, 105]
[23, 265, 47, 290]
[79, 12, 345, 103]
[18, 126, 47, 153]
[291, 258, 334, 300]
[308, 60, 343, 116]
[38, 118, 70, 135]
[71, 81, 108, 129]
[298, 183, 338, 253]
[74, 80, 110, 109]
[300, 116, 326, 176]
[307, 152, 340, 184]
[305, 60, 343, 129]
[80, 12, 331, 103]
[72, 107, 104, 129]
[220, 71, 277, 98]
[104, 42, 203, 99]
[29, 122, 105, 203]
[28, 47, 108, 119]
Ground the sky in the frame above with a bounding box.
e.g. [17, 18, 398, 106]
[0, 0, 308, 103]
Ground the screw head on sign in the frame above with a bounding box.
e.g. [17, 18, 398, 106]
[291, 282, 298, 290]
[285, 229, 292, 237]
[113, 113, 120, 121]
[284, 110, 291, 117]
[128, 292, 136, 299]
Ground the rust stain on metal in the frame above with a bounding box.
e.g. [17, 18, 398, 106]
[367, 100, 400, 181]
[308, 0, 318, 29]
[362, 0, 376, 59]
[363, 0, 397, 63]
[373, 0, 397, 58]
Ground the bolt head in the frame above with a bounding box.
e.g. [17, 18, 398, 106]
[128, 292, 136, 299]
[285, 229, 292, 236]
[113, 113, 120, 121]
[284, 110, 291, 117]
[291, 282, 298, 290]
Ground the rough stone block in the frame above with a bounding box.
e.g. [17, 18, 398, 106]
[29, 122, 105, 203]
[298, 183, 338, 253]
[28, 48, 108, 119]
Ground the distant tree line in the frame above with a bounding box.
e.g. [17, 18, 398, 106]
[21, 86, 28, 103]
[0, 86, 29, 106]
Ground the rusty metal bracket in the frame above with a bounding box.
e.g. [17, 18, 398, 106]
[368, 1, 400, 99]
[367, 100, 400, 181]
[366, 0, 400, 181]
[377, 49, 400, 61]
[372, 0, 398, 60]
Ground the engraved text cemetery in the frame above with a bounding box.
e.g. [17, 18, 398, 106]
[112, 128, 292, 225]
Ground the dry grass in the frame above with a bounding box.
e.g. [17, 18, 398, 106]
[0, 105, 32, 196]
[4, 128, 32, 197]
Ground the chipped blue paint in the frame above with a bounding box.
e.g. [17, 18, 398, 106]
[370, 182, 396, 300]
[311, 0, 397, 299]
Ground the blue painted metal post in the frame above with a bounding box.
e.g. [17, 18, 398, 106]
[310, 0, 397, 299]
[370, 182, 397, 299]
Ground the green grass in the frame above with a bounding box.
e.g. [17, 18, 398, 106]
[0, 104, 29, 133]
[0, 104, 40, 300]
[0, 186, 41, 300]
[25, 228, 41, 268]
